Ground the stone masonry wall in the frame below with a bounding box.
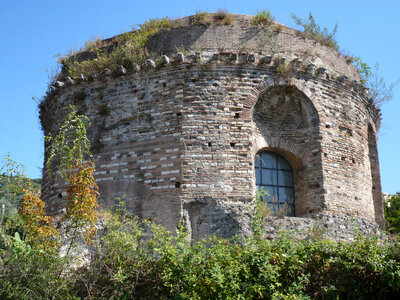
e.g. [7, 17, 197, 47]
[41, 15, 384, 240]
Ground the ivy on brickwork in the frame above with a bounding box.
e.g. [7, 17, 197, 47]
[46, 106, 99, 244]
[45, 106, 92, 179]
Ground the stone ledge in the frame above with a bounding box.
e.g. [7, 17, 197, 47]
[263, 213, 381, 242]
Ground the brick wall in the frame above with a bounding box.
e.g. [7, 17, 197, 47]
[40, 15, 383, 239]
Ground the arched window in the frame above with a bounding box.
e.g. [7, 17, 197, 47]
[255, 151, 295, 216]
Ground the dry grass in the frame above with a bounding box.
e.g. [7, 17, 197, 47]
[193, 11, 213, 26]
[214, 9, 234, 25]
[84, 36, 104, 51]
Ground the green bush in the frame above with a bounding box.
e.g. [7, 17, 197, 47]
[385, 192, 400, 233]
[251, 9, 275, 28]
[0, 232, 74, 299]
[71, 212, 400, 299]
[1, 209, 400, 299]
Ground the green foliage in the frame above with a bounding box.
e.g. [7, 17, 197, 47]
[0, 154, 39, 210]
[353, 57, 372, 85]
[139, 17, 173, 33]
[192, 10, 235, 27]
[1, 208, 400, 299]
[0, 177, 21, 216]
[276, 61, 294, 81]
[385, 192, 400, 233]
[0, 232, 74, 299]
[62, 17, 173, 79]
[46, 106, 99, 245]
[251, 9, 275, 27]
[45, 106, 92, 179]
[0, 155, 49, 250]
[291, 12, 339, 51]
[83, 36, 104, 51]
[290, 11, 398, 107]
[0, 214, 28, 250]
[74, 215, 400, 299]
[73, 212, 164, 298]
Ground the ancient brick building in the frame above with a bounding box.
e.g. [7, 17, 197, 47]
[40, 14, 383, 241]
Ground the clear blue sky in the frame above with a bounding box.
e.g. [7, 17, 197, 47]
[1, 0, 399, 193]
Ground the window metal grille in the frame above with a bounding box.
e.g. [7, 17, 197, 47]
[255, 151, 295, 216]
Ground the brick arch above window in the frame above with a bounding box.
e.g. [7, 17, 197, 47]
[241, 78, 326, 125]
[253, 135, 309, 169]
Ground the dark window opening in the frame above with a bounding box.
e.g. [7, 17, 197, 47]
[255, 151, 295, 216]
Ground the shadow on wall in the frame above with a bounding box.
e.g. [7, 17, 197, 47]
[183, 198, 252, 241]
[98, 178, 177, 232]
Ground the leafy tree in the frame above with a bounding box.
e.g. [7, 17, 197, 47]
[0, 154, 31, 217]
[0, 175, 40, 216]
[0, 154, 59, 251]
[384, 192, 400, 233]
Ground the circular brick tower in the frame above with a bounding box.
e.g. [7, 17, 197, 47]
[40, 14, 383, 240]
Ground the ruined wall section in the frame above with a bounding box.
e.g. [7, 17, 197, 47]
[147, 17, 359, 80]
[306, 79, 377, 222]
[175, 62, 379, 238]
[368, 124, 384, 226]
[42, 68, 190, 231]
[40, 14, 384, 238]
[179, 65, 256, 239]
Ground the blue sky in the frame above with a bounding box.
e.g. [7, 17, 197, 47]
[1, 0, 399, 193]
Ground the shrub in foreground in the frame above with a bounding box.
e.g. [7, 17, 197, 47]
[75, 214, 400, 299]
[385, 192, 400, 233]
[1, 211, 400, 299]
